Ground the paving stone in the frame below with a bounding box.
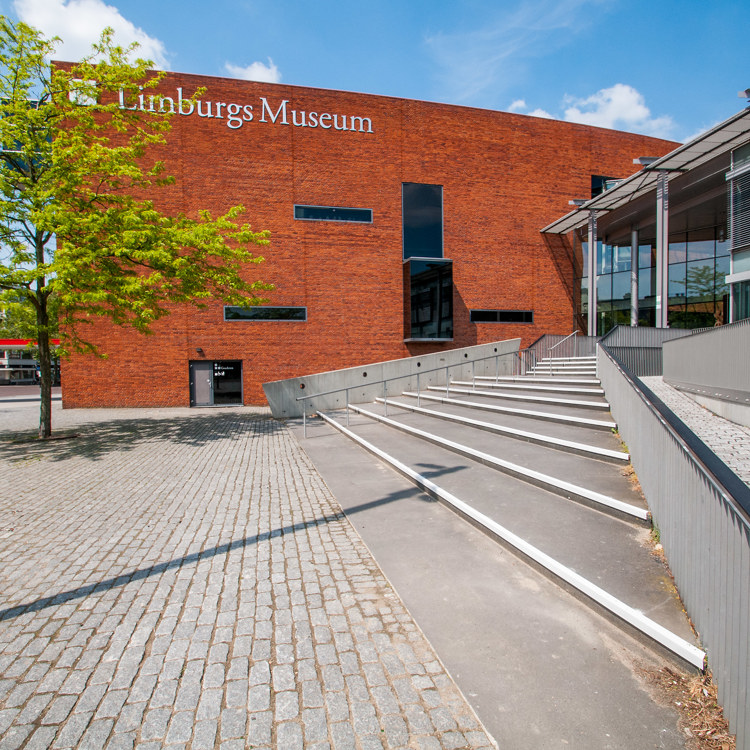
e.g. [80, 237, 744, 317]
[78, 717, 114, 749]
[0, 408, 496, 750]
[219, 707, 246, 740]
[24, 725, 58, 750]
[190, 719, 217, 750]
[164, 710, 194, 744]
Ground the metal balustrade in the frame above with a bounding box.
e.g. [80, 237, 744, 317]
[598, 342, 750, 748]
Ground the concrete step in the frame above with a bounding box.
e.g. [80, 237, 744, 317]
[530, 363, 597, 371]
[527, 369, 597, 378]
[429, 384, 610, 410]
[401, 391, 617, 430]
[539, 356, 597, 363]
[364, 400, 634, 506]
[355, 404, 642, 518]
[453, 379, 605, 396]
[476, 375, 602, 386]
[376, 397, 629, 462]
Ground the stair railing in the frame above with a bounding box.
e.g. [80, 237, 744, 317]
[295, 349, 518, 437]
[546, 330, 579, 361]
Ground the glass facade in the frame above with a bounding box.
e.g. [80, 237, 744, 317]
[576, 226, 729, 334]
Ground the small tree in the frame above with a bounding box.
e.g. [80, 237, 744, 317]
[0, 18, 272, 438]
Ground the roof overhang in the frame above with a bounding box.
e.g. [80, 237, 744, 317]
[541, 107, 750, 235]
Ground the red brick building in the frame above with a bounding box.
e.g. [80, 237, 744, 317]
[61, 70, 676, 408]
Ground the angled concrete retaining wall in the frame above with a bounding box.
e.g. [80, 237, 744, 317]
[263, 339, 521, 419]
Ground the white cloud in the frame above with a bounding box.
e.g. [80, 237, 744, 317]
[225, 59, 281, 84]
[562, 84, 674, 138]
[507, 99, 554, 119]
[509, 84, 675, 138]
[425, 0, 609, 103]
[14, 0, 169, 68]
[528, 107, 553, 119]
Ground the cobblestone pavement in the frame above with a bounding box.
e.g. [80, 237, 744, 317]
[0, 404, 496, 749]
[641, 376, 750, 487]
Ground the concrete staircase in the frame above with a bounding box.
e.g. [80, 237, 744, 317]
[309, 360, 704, 669]
[526, 354, 598, 377]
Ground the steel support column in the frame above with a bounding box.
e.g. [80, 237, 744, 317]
[655, 172, 670, 328]
[587, 211, 598, 336]
[630, 227, 639, 326]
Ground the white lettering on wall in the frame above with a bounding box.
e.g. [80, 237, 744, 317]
[259, 97, 288, 124]
[118, 87, 374, 135]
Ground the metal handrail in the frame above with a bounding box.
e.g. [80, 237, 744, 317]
[546, 330, 578, 359]
[295, 349, 525, 437]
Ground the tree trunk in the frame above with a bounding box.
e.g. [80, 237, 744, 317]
[37, 301, 52, 439]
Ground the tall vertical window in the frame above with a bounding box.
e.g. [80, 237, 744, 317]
[402, 183, 443, 258]
[404, 259, 453, 340]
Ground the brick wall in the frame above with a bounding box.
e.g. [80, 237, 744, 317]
[61, 72, 677, 407]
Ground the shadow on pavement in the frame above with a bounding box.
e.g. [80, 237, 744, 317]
[0, 483, 436, 623]
[0, 410, 275, 463]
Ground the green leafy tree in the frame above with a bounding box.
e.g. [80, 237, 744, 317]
[0, 291, 57, 339]
[0, 18, 271, 438]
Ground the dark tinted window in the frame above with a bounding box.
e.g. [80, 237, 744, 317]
[403, 183, 443, 258]
[212, 361, 242, 405]
[405, 259, 452, 339]
[224, 306, 307, 321]
[294, 205, 372, 222]
[470, 310, 533, 323]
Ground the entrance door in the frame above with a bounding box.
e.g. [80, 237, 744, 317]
[189, 361, 213, 406]
[189, 361, 243, 406]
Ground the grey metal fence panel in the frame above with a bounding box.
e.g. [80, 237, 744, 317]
[526, 333, 600, 360]
[598, 346, 750, 749]
[603, 346, 663, 377]
[599, 325, 693, 348]
[599, 326, 697, 376]
[663, 317, 750, 403]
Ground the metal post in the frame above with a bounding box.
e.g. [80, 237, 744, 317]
[631, 227, 639, 326]
[655, 171, 670, 328]
[472, 360, 475, 389]
[587, 211, 598, 336]
[417, 372, 421, 407]
[346, 388, 350, 427]
[303, 404, 307, 438]
[445, 366, 449, 397]
[383, 380, 387, 416]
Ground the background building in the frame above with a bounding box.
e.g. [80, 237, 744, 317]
[543, 107, 750, 335]
[61, 71, 677, 408]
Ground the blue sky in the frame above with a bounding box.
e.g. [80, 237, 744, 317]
[3, 0, 749, 143]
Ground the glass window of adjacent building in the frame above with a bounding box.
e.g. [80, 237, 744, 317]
[580, 223, 731, 332]
[402, 183, 443, 259]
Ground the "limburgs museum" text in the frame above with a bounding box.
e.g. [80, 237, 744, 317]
[119, 88, 374, 134]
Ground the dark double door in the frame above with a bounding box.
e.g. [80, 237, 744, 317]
[189, 360, 243, 406]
